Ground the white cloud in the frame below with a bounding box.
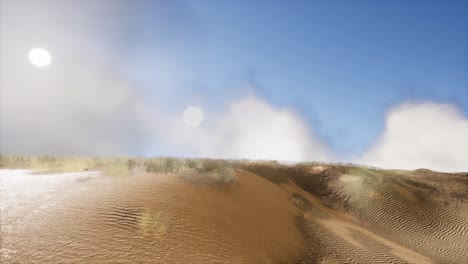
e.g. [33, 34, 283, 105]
[358, 102, 468, 172]
[1, 1, 466, 172]
[160, 95, 332, 162]
[0, 1, 332, 161]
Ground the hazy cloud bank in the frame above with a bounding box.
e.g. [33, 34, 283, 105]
[1, 0, 467, 172]
[157, 95, 332, 162]
[359, 102, 468, 172]
[0, 0, 151, 156]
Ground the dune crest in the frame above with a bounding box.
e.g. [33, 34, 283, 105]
[1, 161, 467, 263]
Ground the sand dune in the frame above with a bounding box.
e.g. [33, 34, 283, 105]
[1, 162, 467, 263]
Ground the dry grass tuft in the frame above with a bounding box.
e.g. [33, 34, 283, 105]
[0, 155, 238, 184]
[144, 157, 238, 183]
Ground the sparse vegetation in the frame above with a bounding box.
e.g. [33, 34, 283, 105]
[144, 157, 238, 183]
[0, 155, 238, 184]
[2, 154, 467, 263]
[1, 155, 91, 172]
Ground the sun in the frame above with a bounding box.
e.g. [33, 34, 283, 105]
[28, 48, 51, 67]
[183, 106, 204, 127]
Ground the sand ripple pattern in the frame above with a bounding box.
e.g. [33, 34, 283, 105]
[292, 167, 468, 264]
[97, 206, 145, 232]
[1, 169, 300, 263]
[2, 166, 467, 263]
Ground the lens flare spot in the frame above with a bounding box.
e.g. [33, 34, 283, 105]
[183, 106, 204, 127]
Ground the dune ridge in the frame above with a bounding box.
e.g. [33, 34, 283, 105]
[1, 160, 467, 263]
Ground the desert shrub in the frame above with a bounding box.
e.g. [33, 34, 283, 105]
[198, 159, 238, 183]
[0, 155, 94, 172]
[127, 158, 137, 170]
[187, 159, 197, 169]
[144, 157, 237, 184]
[0, 155, 9, 167]
[1, 155, 238, 184]
[0, 155, 32, 168]
[145, 157, 187, 174]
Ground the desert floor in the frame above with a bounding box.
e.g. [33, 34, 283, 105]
[1, 163, 467, 263]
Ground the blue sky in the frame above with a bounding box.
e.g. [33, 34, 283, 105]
[1, 0, 467, 170]
[119, 0, 467, 155]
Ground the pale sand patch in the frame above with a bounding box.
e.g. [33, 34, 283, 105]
[339, 174, 361, 182]
[310, 165, 329, 174]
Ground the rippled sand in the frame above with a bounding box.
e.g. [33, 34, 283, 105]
[0, 169, 304, 263]
[1, 165, 467, 263]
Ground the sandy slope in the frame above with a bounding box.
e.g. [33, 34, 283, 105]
[1, 169, 305, 263]
[1, 164, 467, 263]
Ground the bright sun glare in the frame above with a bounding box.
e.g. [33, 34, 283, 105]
[28, 48, 51, 67]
